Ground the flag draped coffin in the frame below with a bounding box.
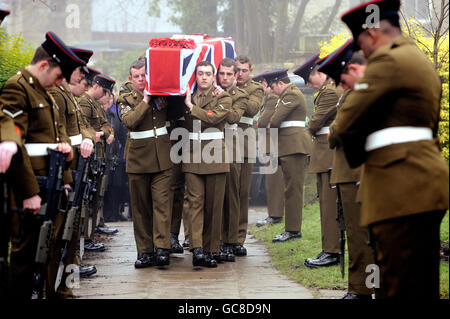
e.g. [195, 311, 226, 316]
[145, 35, 237, 96]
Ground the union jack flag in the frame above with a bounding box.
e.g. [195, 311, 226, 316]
[145, 35, 236, 96]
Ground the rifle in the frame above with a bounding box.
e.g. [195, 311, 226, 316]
[31, 149, 67, 299]
[96, 142, 119, 226]
[328, 168, 346, 279]
[54, 155, 91, 291]
[94, 142, 107, 227]
[0, 174, 10, 297]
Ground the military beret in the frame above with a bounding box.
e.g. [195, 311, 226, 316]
[341, 0, 401, 45]
[263, 68, 289, 87]
[293, 53, 320, 84]
[69, 46, 93, 74]
[41, 31, 86, 82]
[0, 9, 10, 25]
[317, 39, 354, 85]
[94, 74, 115, 95]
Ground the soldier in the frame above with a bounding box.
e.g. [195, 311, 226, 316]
[234, 55, 264, 256]
[294, 55, 342, 268]
[46, 47, 97, 298]
[318, 40, 375, 299]
[217, 58, 249, 262]
[0, 31, 85, 298]
[183, 60, 232, 268]
[78, 74, 116, 253]
[337, 0, 449, 298]
[265, 69, 312, 243]
[254, 72, 285, 228]
[118, 59, 173, 268]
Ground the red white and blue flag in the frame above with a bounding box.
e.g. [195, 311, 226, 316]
[145, 35, 236, 96]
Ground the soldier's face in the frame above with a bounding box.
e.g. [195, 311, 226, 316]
[262, 80, 271, 95]
[307, 71, 326, 90]
[340, 64, 366, 91]
[357, 30, 377, 59]
[129, 66, 146, 93]
[217, 65, 236, 89]
[196, 65, 214, 90]
[270, 81, 283, 96]
[236, 62, 252, 85]
[69, 67, 85, 86]
[70, 79, 88, 97]
[41, 64, 64, 89]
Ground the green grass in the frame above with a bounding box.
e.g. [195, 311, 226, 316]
[250, 203, 449, 299]
[441, 211, 449, 242]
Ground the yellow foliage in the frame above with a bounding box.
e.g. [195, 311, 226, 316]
[318, 32, 351, 58]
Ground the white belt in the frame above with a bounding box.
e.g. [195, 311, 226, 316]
[189, 132, 224, 141]
[239, 116, 253, 125]
[280, 121, 306, 128]
[224, 123, 238, 130]
[25, 143, 58, 157]
[365, 127, 433, 152]
[316, 126, 330, 135]
[69, 134, 83, 146]
[129, 127, 168, 139]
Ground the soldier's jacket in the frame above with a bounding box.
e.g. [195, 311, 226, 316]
[119, 81, 134, 96]
[269, 83, 312, 158]
[0, 67, 70, 199]
[48, 83, 95, 170]
[328, 90, 360, 184]
[257, 93, 279, 155]
[335, 36, 449, 226]
[224, 85, 249, 162]
[118, 87, 172, 174]
[0, 109, 22, 145]
[308, 78, 341, 174]
[182, 86, 232, 175]
[236, 78, 264, 159]
[78, 92, 113, 158]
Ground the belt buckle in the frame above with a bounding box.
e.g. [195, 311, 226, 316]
[153, 127, 158, 138]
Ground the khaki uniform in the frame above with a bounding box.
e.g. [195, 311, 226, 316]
[223, 86, 249, 245]
[308, 78, 341, 254]
[236, 79, 264, 244]
[79, 92, 113, 235]
[0, 110, 22, 145]
[257, 93, 284, 219]
[182, 87, 232, 253]
[118, 88, 173, 253]
[269, 83, 312, 232]
[335, 36, 449, 298]
[328, 90, 374, 296]
[46, 84, 95, 298]
[0, 67, 70, 299]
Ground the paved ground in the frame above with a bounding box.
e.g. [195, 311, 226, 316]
[73, 207, 343, 299]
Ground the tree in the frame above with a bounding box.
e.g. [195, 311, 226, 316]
[0, 28, 34, 88]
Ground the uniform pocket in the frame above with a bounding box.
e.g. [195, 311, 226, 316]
[366, 147, 407, 168]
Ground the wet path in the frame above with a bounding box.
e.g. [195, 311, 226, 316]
[74, 207, 314, 299]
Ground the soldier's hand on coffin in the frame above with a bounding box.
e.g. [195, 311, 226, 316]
[143, 93, 151, 104]
[185, 85, 193, 110]
[56, 142, 73, 162]
[95, 131, 104, 142]
[80, 138, 94, 158]
[106, 134, 114, 145]
[213, 83, 224, 96]
[0, 141, 18, 173]
[23, 194, 41, 214]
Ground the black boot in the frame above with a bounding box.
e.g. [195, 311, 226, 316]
[222, 243, 235, 262]
[155, 248, 170, 267]
[232, 243, 247, 256]
[183, 237, 190, 249]
[170, 233, 184, 254]
[134, 253, 156, 269]
[192, 248, 217, 268]
[304, 251, 339, 268]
